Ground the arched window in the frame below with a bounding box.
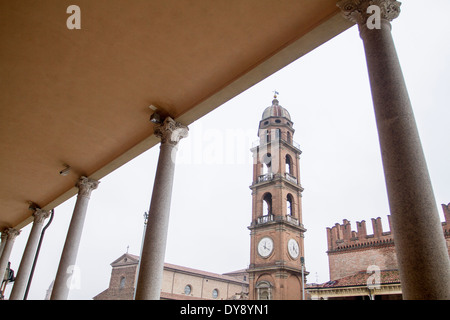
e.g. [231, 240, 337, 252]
[285, 155, 292, 174]
[119, 276, 126, 290]
[287, 131, 292, 143]
[256, 281, 272, 300]
[286, 194, 293, 216]
[263, 193, 272, 216]
[262, 153, 272, 174]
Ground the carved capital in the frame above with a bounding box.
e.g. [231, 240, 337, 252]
[33, 208, 51, 224]
[5, 228, 21, 240]
[337, 0, 401, 25]
[154, 117, 189, 146]
[76, 176, 100, 198]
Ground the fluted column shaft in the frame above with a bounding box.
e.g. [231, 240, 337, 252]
[337, 0, 450, 299]
[50, 176, 99, 300]
[135, 117, 188, 300]
[9, 209, 50, 300]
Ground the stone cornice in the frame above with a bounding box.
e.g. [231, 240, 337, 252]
[308, 283, 402, 299]
[327, 238, 395, 254]
[247, 263, 307, 276]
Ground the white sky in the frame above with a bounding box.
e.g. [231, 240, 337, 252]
[5, 0, 450, 300]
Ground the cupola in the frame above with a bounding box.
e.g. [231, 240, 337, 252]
[261, 96, 291, 121]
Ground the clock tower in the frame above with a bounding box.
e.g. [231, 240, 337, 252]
[248, 95, 307, 300]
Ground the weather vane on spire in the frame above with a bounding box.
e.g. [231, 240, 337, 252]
[273, 90, 279, 98]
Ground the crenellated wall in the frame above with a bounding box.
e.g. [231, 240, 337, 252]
[326, 216, 397, 280]
[326, 216, 394, 252]
[326, 204, 450, 281]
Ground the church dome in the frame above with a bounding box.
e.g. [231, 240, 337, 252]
[261, 98, 291, 120]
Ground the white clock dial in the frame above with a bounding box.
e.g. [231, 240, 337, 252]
[288, 238, 299, 259]
[257, 237, 274, 258]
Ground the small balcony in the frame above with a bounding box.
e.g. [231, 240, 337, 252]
[257, 214, 274, 224]
[254, 172, 298, 186]
[258, 173, 274, 183]
[251, 213, 305, 230]
[285, 214, 299, 226]
[284, 172, 297, 184]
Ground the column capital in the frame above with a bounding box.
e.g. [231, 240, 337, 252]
[154, 117, 189, 146]
[5, 228, 21, 240]
[76, 176, 100, 198]
[33, 208, 51, 224]
[337, 0, 401, 25]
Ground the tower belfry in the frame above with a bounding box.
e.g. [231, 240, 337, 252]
[248, 96, 307, 300]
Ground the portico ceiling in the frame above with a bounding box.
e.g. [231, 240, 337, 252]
[0, 0, 352, 230]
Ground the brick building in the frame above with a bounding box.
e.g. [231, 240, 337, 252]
[327, 216, 397, 281]
[308, 203, 450, 300]
[93, 253, 248, 300]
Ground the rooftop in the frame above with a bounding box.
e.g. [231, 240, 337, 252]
[308, 269, 401, 289]
[110, 253, 248, 286]
[261, 98, 291, 120]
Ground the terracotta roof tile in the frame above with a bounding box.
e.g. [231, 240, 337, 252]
[309, 269, 400, 289]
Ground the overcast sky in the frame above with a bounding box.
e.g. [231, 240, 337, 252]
[6, 0, 450, 300]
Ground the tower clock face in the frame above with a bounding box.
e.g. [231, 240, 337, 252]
[288, 238, 299, 259]
[257, 237, 274, 258]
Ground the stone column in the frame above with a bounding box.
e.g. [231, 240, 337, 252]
[134, 117, 188, 300]
[9, 209, 50, 300]
[337, 0, 450, 299]
[0, 228, 21, 283]
[0, 232, 7, 258]
[50, 176, 99, 300]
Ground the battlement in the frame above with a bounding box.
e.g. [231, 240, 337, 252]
[327, 203, 450, 253]
[326, 204, 450, 281]
[326, 216, 394, 252]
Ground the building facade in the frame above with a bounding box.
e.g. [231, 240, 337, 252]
[93, 253, 248, 300]
[247, 96, 307, 300]
[308, 203, 450, 300]
[327, 217, 398, 281]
